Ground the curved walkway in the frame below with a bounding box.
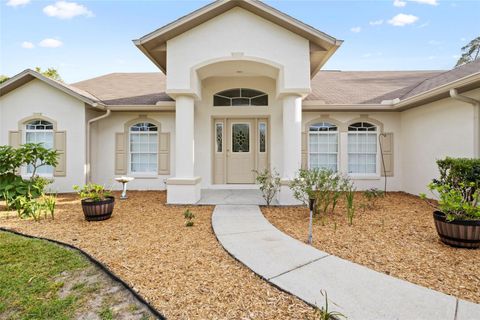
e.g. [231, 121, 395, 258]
[212, 205, 480, 320]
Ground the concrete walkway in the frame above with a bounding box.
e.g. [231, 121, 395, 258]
[212, 205, 480, 320]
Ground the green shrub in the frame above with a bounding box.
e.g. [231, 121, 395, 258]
[290, 169, 354, 217]
[435, 157, 480, 199]
[73, 184, 111, 202]
[420, 157, 480, 221]
[0, 143, 57, 201]
[253, 168, 281, 206]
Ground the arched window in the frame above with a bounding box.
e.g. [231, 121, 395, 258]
[348, 122, 377, 174]
[129, 122, 158, 174]
[213, 88, 268, 106]
[25, 120, 54, 175]
[308, 122, 338, 171]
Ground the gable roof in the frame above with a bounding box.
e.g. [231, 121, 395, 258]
[133, 0, 342, 76]
[0, 69, 103, 107]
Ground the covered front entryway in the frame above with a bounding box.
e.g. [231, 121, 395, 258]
[213, 117, 268, 184]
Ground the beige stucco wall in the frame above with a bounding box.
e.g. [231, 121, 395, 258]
[166, 7, 311, 95]
[90, 112, 175, 190]
[0, 79, 87, 192]
[303, 112, 403, 191]
[400, 88, 480, 196]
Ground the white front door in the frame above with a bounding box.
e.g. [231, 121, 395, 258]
[227, 119, 255, 183]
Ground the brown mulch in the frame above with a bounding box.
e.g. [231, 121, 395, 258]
[0, 191, 315, 319]
[262, 192, 480, 304]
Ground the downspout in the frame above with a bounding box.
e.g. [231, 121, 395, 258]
[449, 89, 480, 158]
[86, 108, 111, 183]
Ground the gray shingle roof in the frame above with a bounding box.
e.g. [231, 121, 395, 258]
[70, 60, 480, 106]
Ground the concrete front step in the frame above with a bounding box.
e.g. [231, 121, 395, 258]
[212, 205, 480, 320]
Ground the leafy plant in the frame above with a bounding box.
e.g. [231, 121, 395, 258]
[344, 181, 356, 226]
[41, 194, 57, 219]
[363, 188, 384, 209]
[73, 184, 112, 202]
[21, 143, 58, 179]
[14, 196, 43, 221]
[290, 169, 351, 217]
[0, 144, 57, 201]
[0, 145, 23, 175]
[184, 209, 195, 227]
[435, 157, 480, 200]
[421, 182, 480, 221]
[314, 290, 346, 320]
[253, 168, 281, 206]
[420, 157, 480, 221]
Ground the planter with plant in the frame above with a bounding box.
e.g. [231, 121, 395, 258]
[73, 184, 114, 221]
[420, 157, 480, 249]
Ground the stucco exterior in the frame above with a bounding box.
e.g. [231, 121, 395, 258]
[1, 0, 479, 204]
[0, 79, 87, 192]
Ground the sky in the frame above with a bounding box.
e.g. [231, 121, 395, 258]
[1, 0, 479, 83]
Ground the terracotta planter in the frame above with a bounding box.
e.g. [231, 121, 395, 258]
[433, 211, 480, 249]
[81, 196, 115, 221]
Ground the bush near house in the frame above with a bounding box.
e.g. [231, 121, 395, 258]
[0, 144, 58, 220]
[421, 157, 480, 221]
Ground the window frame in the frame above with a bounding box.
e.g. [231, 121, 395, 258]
[214, 88, 268, 107]
[128, 122, 159, 177]
[347, 122, 380, 177]
[307, 122, 339, 172]
[22, 120, 55, 178]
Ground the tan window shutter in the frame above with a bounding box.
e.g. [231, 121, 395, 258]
[54, 131, 67, 177]
[8, 131, 21, 148]
[380, 132, 394, 177]
[301, 132, 308, 170]
[158, 132, 170, 175]
[115, 132, 127, 175]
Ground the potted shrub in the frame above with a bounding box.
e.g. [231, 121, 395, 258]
[74, 184, 115, 221]
[421, 158, 480, 249]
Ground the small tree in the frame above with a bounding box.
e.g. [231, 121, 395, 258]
[253, 168, 281, 206]
[21, 143, 58, 179]
[35, 67, 63, 82]
[456, 36, 480, 67]
[0, 75, 9, 84]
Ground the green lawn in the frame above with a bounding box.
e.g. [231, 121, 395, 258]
[0, 231, 88, 320]
[0, 231, 154, 320]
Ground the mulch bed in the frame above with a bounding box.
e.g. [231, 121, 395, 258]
[0, 191, 315, 319]
[262, 192, 480, 304]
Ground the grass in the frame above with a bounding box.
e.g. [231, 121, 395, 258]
[0, 231, 88, 320]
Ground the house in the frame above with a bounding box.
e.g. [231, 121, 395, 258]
[1, 0, 479, 204]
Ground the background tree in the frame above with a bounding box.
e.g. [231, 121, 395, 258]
[456, 36, 480, 67]
[34, 67, 63, 82]
[0, 75, 9, 84]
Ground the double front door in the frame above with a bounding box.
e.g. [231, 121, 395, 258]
[213, 118, 268, 184]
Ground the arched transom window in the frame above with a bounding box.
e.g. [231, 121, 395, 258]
[129, 122, 158, 174]
[214, 88, 268, 106]
[25, 120, 54, 175]
[309, 122, 338, 171]
[348, 122, 377, 174]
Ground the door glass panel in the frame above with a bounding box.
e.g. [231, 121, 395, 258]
[232, 124, 250, 153]
[216, 123, 223, 153]
[259, 122, 266, 153]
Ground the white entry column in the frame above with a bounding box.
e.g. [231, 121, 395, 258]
[166, 94, 201, 204]
[278, 94, 303, 205]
